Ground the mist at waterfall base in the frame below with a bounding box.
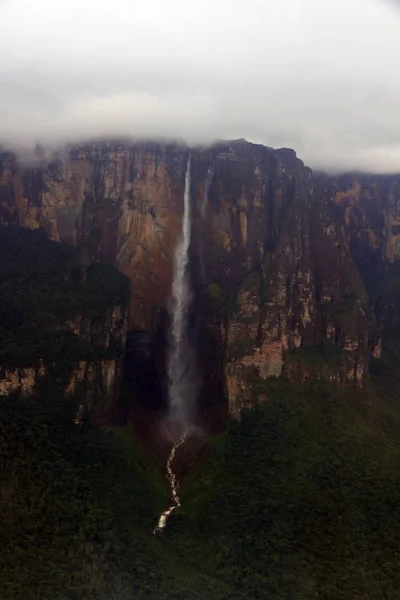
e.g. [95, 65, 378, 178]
[164, 156, 200, 442]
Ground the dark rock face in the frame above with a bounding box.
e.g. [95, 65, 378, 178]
[1, 140, 399, 420]
[191, 145, 374, 416]
[0, 226, 130, 424]
[323, 174, 400, 370]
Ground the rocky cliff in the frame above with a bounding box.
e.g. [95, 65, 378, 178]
[0, 227, 129, 423]
[324, 173, 400, 379]
[1, 140, 399, 420]
[0, 143, 186, 332]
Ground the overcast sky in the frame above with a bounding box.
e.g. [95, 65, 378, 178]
[0, 0, 399, 172]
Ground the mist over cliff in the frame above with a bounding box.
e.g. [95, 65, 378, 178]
[2, 0, 400, 596]
[1, 0, 400, 172]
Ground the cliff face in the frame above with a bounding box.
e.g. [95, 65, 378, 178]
[1, 141, 399, 419]
[0, 299, 128, 425]
[0, 329, 125, 422]
[193, 143, 374, 416]
[324, 174, 400, 373]
[0, 144, 186, 331]
[0, 227, 129, 423]
[326, 174, 400, 266]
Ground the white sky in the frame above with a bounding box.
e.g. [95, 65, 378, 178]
[0, 0, 399, 172]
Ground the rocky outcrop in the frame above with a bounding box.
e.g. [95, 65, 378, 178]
[324, 174, 400, 266]
[0, 302, 128, 423]
[0, 143, 187, 331]
[321, 174, 400, 367]
[0, 365, 42, 397]
[0, 226, 129, 421]
[196, 145, 374, 416]
[1, 140, 399, 419]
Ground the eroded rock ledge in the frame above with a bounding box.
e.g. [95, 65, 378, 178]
[1, 139, 399, 417]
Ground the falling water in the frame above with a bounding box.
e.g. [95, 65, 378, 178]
[154, 156, 195, 533]
[166, 156, 195, 434]
[153, 432, 186, 534]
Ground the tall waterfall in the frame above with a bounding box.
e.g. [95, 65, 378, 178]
[166, 156, 196, 437]
[154, 156, 196, 534]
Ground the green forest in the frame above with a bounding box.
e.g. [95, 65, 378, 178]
[0, 226, 129, 370]
[3, 371, 400, 599]
[2, 226, 400, 599]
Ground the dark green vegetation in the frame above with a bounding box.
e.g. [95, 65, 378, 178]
[0, 226, 129, 369]
[176, 376, 400, 599]
[287, 340, 347, 366]
[0, 386, 166, 600]
[0, 381, 246, 600]
[3, 375, 400, 599]
[205, 282, 240, 316]
[3, 226, 400, 598]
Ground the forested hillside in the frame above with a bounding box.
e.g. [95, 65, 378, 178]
[2, 226, 400, 599]
[3, 376, 400, 598]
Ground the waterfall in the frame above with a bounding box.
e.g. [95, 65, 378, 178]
[153, 432, 186, 534]
[154, 156, 196, 534]
[166, 156, 196, 436]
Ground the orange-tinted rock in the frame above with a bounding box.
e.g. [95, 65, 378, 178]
[2, 140, 400, 419]
[0, 143, 187, 330]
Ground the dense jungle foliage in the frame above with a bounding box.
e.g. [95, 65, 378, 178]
[3, 372, 400, 599]
[2, 225, 400, 599]
[0, 226, 130, 369]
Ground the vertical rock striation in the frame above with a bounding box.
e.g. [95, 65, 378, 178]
[1, 140, 399, 419]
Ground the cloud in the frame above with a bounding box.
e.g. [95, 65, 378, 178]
[0, 0, 399, 172]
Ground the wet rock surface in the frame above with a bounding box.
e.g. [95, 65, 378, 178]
[1, 139, 400, 419]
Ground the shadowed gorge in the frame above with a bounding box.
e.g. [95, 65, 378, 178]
[2, 139, 400, 598]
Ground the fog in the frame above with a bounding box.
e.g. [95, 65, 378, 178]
[0, 0, 399, 172]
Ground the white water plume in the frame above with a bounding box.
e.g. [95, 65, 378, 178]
[154, 156, 197, 533]
[166, 156, 197, 436]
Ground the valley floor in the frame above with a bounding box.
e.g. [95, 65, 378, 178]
[2, 368, 400, 599]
